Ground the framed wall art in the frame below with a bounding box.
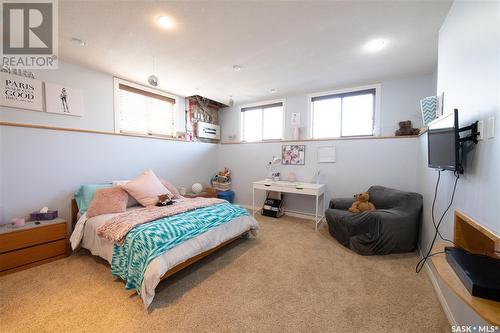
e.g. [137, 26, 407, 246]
[282, 145, 305, 165]
[0, 72, 43, 112]
[45, 82, 84, 117]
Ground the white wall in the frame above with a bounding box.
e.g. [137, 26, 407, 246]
[220, 73, 436, 141]
[219, 137, 420, 214]
[0, 126, 217, 225]
[417, 0, 499, 326]
[0, 61, 186, 133]
[0, 61, 211, 225]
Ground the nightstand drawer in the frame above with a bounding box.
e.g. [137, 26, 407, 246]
[0, 223, 66, 253]
[0, 239, 67, 271]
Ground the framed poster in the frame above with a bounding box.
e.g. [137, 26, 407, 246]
[0, 72, 43, 111]
[45, 83, 84, 117]
[282, 145, 305, 165]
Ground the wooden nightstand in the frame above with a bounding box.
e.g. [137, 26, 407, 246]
[0, 218, 68, 276]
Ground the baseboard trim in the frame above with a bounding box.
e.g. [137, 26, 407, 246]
[418, 246, 457, 326]
[237, 204, 317, 221]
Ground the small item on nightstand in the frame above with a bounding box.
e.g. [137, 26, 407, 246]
[212, 168, 232, 191]
[11, 217, 25, 228]
[30, 206, 57, 221]
[179, 186, 187, 196]
[30, 209, 58, 221]
[206, 187, 217, 196]
[192, 183, 203, 194]
[287, 172, 297, 182]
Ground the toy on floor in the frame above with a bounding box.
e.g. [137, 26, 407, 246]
[348, 192, 376, 213]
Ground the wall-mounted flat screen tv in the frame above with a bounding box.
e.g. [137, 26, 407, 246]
[427, 109, 461, 173]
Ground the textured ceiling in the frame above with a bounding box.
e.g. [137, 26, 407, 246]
[59, 1, 451, 104]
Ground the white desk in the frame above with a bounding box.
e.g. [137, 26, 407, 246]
[252, 180, 326, 231]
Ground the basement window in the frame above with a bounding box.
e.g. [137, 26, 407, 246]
[240, 100, 284, 142]
[114, 78, 176, 137]
[310, 86, 378, 138]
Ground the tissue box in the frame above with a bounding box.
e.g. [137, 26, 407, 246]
[30, 210, 58, 221]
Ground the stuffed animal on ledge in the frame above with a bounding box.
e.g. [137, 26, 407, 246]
[348, 192, 376, 213]
[395, 120, 421, 136]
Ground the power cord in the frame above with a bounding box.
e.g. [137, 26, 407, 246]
[431, 170, 457, 245]
[416, 170, 460, 273]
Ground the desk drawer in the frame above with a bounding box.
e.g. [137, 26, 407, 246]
[0, 239, 67, 271]
[254, 184, 318, 196]
[0, 223, 66, 253]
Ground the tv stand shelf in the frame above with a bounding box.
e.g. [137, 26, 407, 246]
[431, 243, 500, 325]
[429, 210, 500, 326]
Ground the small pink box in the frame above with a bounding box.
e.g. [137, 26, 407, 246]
[12, 218, 25, 228]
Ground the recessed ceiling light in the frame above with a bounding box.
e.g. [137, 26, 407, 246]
[363, 38, 388, 53]
[156, 15, 176, 30]
[71, 37, 87, 46]
[233, 65, 242, 72]
[270, 89, 277, 94]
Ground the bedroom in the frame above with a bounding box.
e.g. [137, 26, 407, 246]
[0, 0, 499, 332]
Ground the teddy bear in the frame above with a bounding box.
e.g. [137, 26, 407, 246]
[395, 120, 421, 136]
[348, 192, 376, 213]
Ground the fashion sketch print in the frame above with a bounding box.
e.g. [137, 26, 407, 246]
[60, 88, 69, 113]
[45, 83, 84, 116]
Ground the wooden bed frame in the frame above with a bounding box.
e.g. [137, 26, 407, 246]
[71, 199, 249, 283]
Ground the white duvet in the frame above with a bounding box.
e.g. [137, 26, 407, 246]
[70, 207, 259, 308]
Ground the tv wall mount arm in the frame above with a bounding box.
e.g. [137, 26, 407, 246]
[458, 121, 480, 144]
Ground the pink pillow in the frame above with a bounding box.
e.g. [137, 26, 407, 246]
[122, 169, 172, 206]
[112, 180, 140, 207]
[160, 179, 182, 199]
[87, 187, 128, 218]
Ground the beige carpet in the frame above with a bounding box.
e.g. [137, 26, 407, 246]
[0, 215, 449, 332]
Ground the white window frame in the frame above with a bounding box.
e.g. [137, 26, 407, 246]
[239, 98, 286, 142]
[113, 77, 178, 136]
[308, 84, 381, 138]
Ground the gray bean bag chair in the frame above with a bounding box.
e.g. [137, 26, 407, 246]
[325, 186, 422, 255]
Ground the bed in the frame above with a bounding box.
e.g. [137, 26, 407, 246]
[69, 197, 259, 308]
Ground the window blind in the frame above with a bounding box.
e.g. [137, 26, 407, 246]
[311, 88, 375, 102]
[117, 84, 176, 137]
[241, 102, 283, 112]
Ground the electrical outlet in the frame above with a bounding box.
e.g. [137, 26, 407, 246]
[477, 120, 484, 140]
[487, 116, 495, 139]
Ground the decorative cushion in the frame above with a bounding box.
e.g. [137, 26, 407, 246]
[86, 187, 128, 218]
[112, 180, 140, 207]
[122, 169, 172, 207]
[74, 183, 112, 214]
[160, 179, 182, 199]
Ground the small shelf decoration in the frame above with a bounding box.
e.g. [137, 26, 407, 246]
[420, 92, 444, 126]
[282, 145, 305, 165]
